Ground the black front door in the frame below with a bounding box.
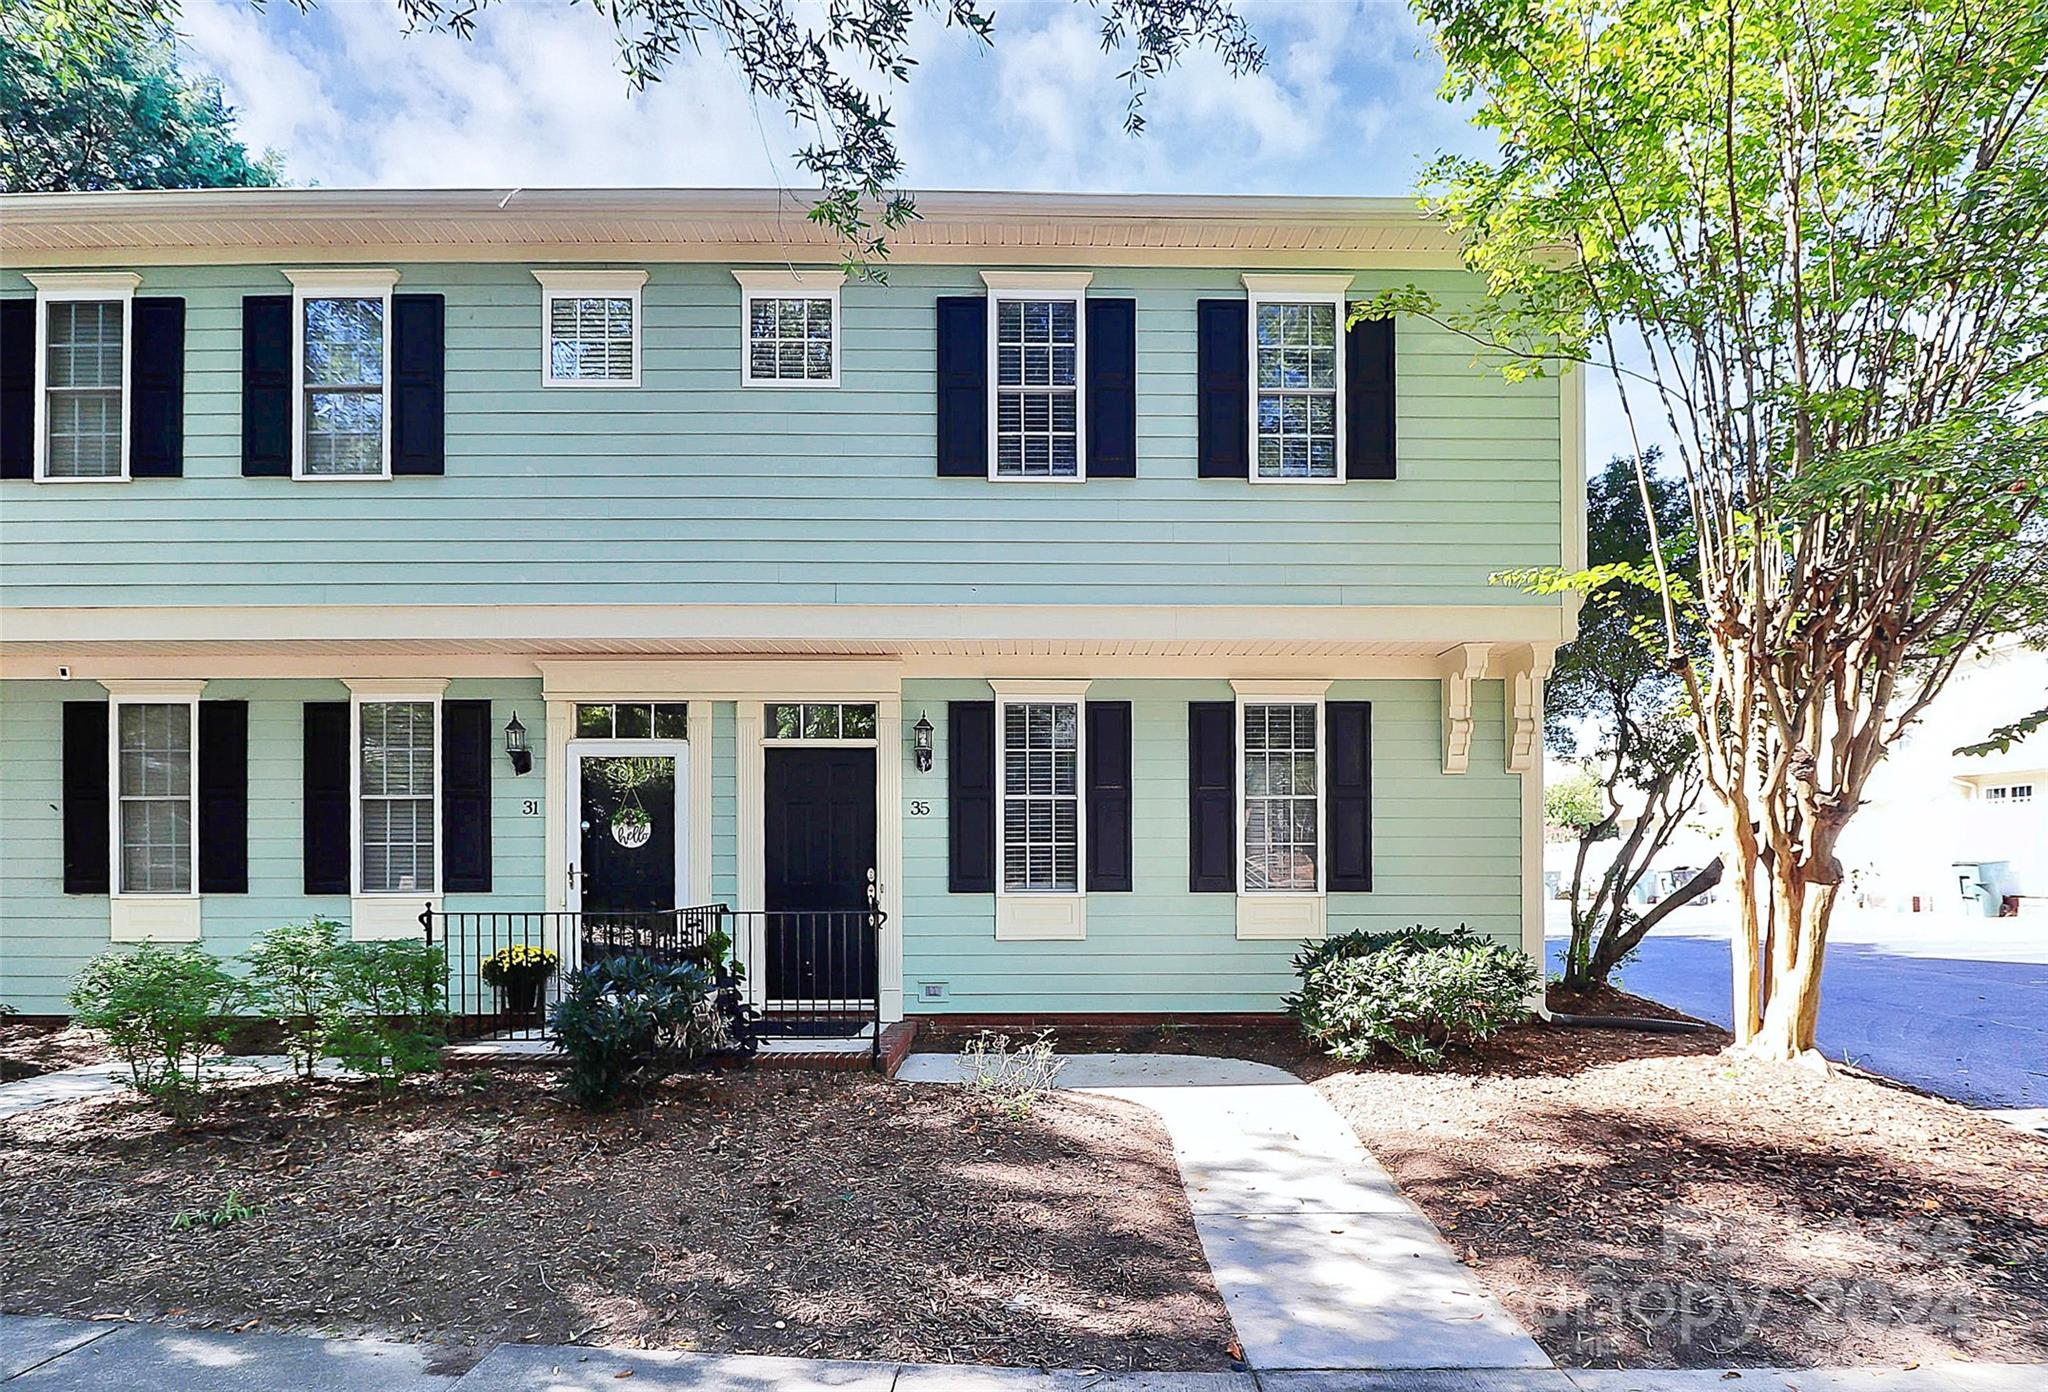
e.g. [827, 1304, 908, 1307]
[578, 754, 679, 917]
[763, 747, 877, 1003]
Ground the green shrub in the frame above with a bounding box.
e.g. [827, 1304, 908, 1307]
[243, 918, 348, 1083]
[67, 943, 246, 1117]
[326, 939, 448, 1091]
[1288, 926, 1538, 1068]
[550, 955, 751, 1109]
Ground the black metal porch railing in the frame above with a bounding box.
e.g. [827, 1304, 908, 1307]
[421, 894, 884, 1064]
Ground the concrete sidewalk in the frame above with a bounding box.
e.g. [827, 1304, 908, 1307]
[897, 1052, 1549, 1372]
[7, 1318, 2046, 1391]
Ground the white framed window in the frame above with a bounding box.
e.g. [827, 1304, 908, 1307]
[575, 702, 689, 741]
[1243, 273, 1352, 484]
[734, 269, 842, 387]
[285, 269, 398, 480]
[983, 271, 1091, 482]
[1985, 783, 2035, 804]
[998, 699, 1084, 895]
[28, 272, 140, 483]
[109, 691, 200, 897]
[534, 269, 646, 388]
[1240, 700, 1324, 893]
[764, 702, 878, 743]
[354, 693, 440, 896]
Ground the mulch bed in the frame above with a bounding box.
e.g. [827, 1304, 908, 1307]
[0, 1020, 104, 1082]
[956, 1002, 2048, 1369]
[0, 1070, 1233, 1374]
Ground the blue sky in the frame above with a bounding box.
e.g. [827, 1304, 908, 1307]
[177, 0, 1490, 196]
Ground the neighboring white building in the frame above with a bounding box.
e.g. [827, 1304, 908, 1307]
[1843, 643, 2048, 917]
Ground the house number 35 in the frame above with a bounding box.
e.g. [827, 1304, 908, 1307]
[907, 800, 932, 817]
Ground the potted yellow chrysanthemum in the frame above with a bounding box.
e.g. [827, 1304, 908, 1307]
[480, 945, 560, 1019]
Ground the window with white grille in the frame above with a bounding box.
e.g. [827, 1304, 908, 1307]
[1000, 700, 1082, 892]
[535, 270, 646, 388]
[746, 297, 835, 383]
[991, 294, 1083, 479]
[44, 300, 126, 480]
[115, 701, 195, 895]
[1985, 783, 2035, 804]
[1242, 702, 1321, 892]
[302, 295, 386, 476]
[1252, 298, 1341, 481]
[359, 700, 437, 895]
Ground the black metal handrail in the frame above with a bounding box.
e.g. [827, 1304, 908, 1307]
[422, 880, 886, 1064]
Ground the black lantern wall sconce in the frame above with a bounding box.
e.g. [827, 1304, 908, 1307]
[913, 712, 934, 773]
[505, 712, 533, 775]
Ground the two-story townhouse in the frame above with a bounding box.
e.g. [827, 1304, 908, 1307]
[0, 188, 1584, 1037]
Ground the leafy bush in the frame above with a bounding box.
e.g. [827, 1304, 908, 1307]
[325, 939, 448, 1091]
[959, 1030, 1064, 1118]
[243, 918, 348, 1082]
[550, 955, 755, 1109]
[1289, 926, 1538, 1068]
[67, 943, 245, 1117]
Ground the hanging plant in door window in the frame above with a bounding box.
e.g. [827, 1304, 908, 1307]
[595, 757, 672, 850]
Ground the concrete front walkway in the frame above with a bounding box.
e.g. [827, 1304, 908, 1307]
[897, 1052, 1550, 1373]
[6, 1318, 2045, 1392]
[0, 1057, 340, 1120]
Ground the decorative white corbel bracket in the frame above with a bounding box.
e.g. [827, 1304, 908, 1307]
[1504, 643, 1556, 775]
[1436, 642, 1490, 774]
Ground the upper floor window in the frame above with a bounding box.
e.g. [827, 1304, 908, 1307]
[1985, 783, 2035, 805]
[982, 271, 1090, 482]
[1243, 274, 1351, 484]
[535, 270, 646, 387]
[285, 269, 398, 479]
[27, 272, 139, 482]
[358, 696, 438, 895]
[114, 696, 198, 896]
[734, 269, 842, 387]
[1242, 700, 1321, 892]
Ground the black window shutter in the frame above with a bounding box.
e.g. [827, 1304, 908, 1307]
[948, 701, 996, 893]
[1326, 701, 1373, 892]
[1, 299, 34, 479]
[1085, 701, 1133, 892]
[442, 698, 493, 893]
[62, 702, 111, 895]
[130, 296, 186, 479]
[1196, 299, 1249, 479]
[1084, 298, 1137, 478]
[241, 294, 292, 476]
[935, 296, 987, 477]
[198, 701, 249, 894]
[1188, 700, 1236, 892]
[391, 293, 445, 476]
[302, 701, 351, 895]
[1346, 310, 1396, 480]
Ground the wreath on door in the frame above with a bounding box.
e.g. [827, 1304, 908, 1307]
[597, 757, 671, 850]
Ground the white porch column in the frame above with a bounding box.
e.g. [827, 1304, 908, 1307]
[1503, 644, 1556, 1017]
[735, 699, 766, 1011]
[687, 699, 713, 904]
[543, 698, 574, 912]
[875, 698, 906, 1023]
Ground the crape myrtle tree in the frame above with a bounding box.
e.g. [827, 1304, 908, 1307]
[1526, 453, 1720, 992]
[1378, 0, 2048, 1059]
[24, 0, 1264, 263]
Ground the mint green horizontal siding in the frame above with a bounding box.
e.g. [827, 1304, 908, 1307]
[898, 677, 1523, 1016]
[0, 677, 544, 1014]
[0, 265, 1561, 610]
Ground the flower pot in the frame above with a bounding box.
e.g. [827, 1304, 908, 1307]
[501, 976, 545, 1018]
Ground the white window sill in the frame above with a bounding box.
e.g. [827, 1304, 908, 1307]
[350, 896, 438, 941]
[1236, 894, 1325, 942]
[995, 895, 1086, 941]
[111, 897, 201, 943]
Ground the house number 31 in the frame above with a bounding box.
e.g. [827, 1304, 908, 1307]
[520, 799, 542, 817]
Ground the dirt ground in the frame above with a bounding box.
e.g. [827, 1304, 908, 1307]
[0, 1069, 1234, 1374]
[979, 1003, 2048, 1369]
[0, 1019, 103, 1082]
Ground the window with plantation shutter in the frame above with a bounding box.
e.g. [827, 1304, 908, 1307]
[25, 272, 142, 482]
[534, 270, 646, 388]
[358, 698, 438, 895]
[1000, 700, 1081, 893]
[735, 269, 843, 388]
